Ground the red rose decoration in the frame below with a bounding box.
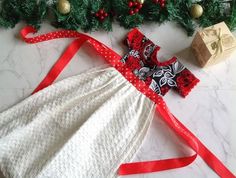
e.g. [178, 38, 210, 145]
[132, 33, 144, 50]
[177, 75, 185, 86]
[127, 29, 144, 50]
[177, 69, 195, 87]
[181, 70, 195, 84]
[145, 77, 152, 85]
[176, 69, 199, 97]
[160, 86, 170, 95]
[125, 56, 141, 71]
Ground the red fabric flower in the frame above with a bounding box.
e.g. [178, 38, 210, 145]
[177, 69, 195, 87]
[127, 29, 144, 50]
[177, 75, 185, 87]
[145, 77, 152, 86]
[160, 86, 170, 96]
[125, 56, 141, 71]
[176, 69, 199, 97]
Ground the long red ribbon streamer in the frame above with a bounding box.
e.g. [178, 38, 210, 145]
[20, 26, 235, 178]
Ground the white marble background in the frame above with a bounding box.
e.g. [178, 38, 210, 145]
[0, 22, 235, 178]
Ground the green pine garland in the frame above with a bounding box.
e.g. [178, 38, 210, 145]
[0, 0, 236, 35]
[0, 0, 47, 29]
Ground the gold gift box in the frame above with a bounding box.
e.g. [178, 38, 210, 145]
[191, 22, 236, 67]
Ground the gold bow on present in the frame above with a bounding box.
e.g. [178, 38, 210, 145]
[200, 27, 235, 58]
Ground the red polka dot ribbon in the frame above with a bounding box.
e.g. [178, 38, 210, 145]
[20, 26, 235, 178]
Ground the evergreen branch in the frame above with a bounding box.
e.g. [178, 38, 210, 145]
[0, 0, 235, 35]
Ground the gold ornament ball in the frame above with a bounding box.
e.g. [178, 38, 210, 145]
[190, 4, 203, 19]
[57, 0, 71, 15]
[137, 0, 145, 4]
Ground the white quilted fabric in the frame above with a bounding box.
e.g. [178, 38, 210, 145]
[0, 66, 155, 178]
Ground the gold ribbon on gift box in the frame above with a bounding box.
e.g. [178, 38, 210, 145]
[200, 27, 236, 58]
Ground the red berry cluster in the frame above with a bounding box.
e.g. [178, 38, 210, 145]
[152, 0, 165, 8]
[128, 1, 143, 15]
[95, 9, 109, 21]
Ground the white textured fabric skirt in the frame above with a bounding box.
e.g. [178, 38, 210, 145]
[0, 66, 155, 178]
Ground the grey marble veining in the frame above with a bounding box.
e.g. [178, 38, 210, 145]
[0, 22, 235, 178]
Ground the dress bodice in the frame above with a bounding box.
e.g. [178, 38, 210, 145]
[121, 28, 199, 97]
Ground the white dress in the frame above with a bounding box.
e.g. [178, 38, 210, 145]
[2, 27, 232, 178]
[0, 66, 155, 178]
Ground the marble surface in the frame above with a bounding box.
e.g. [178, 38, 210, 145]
[0, 22, 236, 178]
